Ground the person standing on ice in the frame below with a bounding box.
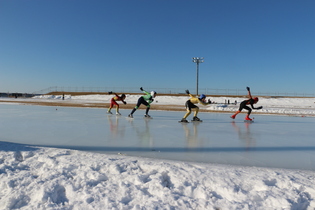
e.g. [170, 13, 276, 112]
[128, 87, 157, 118]
[107, 92, 127, 115]
[180, 89, 211, 123]
[230, 87, 263, 121]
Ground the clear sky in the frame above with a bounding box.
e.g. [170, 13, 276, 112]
[1, 0, 314, 94]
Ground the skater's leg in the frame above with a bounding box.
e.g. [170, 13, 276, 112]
[192, 107, 201, 121]
[243, 106, 252, 115]
[108, 101, 114, 112]
[231, 110, 241, 119]
[108, 99, 119, 114]
[183, 109, 191, 119]
[243, 106, 252, 120]
[130, 107, 137, 115]
[111, 101, 120, 113]
[183, 100, 196, 119]
[107, 103, 114, 114]
[193, 107, 199, 117]
[137, 98, 150, 116]
[115, 105, 121, 115]
[145, 106, 150, 115]
[231, 101, 246, 118]
[129, 97, 144, 115]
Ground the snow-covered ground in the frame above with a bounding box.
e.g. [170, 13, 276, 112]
[32, 94, 315, 116]
[0, 94, 315, 209]
[1, 142, 314, 210]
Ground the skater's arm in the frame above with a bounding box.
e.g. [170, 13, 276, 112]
[188, 93, 194, 98]
[246, 87, 253, 99]
[252, 105, 263, 110]
[200, 101, 208, 106]
[249, 99, 256, 109]
[140, 87, 150, 95]
[246, 87, 262, 109]
[110, 93, 120, 101]
[108, 91, 119, 97]
[143, 90, 150, 95]
[185, 89, 194, 98]
[185, 89, 195, 99]
[198, 99, 209, 106]
[119, 96, 127, 104]
[249, 100, 262, 109]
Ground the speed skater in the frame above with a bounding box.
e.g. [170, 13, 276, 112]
[180, 89, 211, 123]
[128, 87, 157, 118]
[230, 87, 263, 121]
[107, 91, 127, 115]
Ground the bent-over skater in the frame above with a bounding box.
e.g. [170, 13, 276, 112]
[128, 87, 157, 118]
[180, 89, 211, 123]
[230, 87, 262, 121]
[107, 92, 127, 115]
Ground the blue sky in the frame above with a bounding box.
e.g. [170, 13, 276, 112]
[1, 0, 314, 95]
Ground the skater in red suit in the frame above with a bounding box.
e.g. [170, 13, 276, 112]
[230, 87, 262, 121]
[107, 92, 127, 115]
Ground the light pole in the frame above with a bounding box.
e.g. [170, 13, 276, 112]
[192, 57, 204, 95]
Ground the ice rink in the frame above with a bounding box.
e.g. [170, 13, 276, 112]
[1, 104, 315, 171]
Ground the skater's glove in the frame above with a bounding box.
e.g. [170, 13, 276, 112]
[140, 87, 143, 91]
[256, 106, 263, 109]
[246, 87, 250, 91]
[108, 91, 113, 94]
[123, 101, 127, 105]
[208, 99, 211, 104]
[185, 90, 190, 94]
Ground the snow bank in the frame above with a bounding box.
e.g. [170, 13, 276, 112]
[1, 142, 314, 210]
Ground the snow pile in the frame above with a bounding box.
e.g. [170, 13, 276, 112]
[1, 142, 314, 210]
[34, 95, 72, 100]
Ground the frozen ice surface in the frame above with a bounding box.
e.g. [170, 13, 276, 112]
[1, 104, 314, 171]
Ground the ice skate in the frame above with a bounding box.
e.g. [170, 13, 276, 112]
[128, 114, 133, 118]
[192, 116, 201, 121]
[107, 111, 113, 115]
[179, 118, 189, 123]
[244, 115, 252, 121]
[191, 116, 202, 122]
[116, 112, 121, 116]
[230, 115, 236, 119]
[144, 114, 152, 119]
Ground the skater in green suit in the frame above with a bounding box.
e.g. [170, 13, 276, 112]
[128, 87, 157, 118]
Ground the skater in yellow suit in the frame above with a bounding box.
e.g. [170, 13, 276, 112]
[180, 90, 211, 123]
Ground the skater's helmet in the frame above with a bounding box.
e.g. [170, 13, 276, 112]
[254, 97, 259, 102]
[151, 91, 157, 97]
[199, 94, 206, 100]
